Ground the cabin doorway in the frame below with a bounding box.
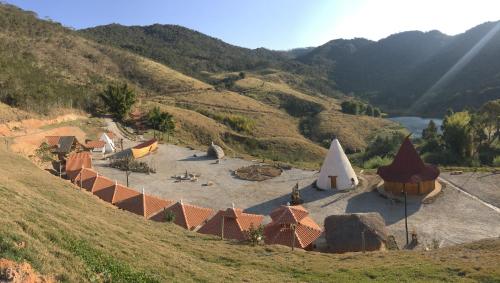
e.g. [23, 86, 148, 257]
[328, 176, 337, 189]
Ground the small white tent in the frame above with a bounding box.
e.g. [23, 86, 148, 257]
[317, 138, 358, 190]
[99, 133, 116, 154]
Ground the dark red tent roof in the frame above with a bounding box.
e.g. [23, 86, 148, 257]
[377, 137, 439, 183]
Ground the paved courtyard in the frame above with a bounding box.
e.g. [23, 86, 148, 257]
[93, 142, 500, 248]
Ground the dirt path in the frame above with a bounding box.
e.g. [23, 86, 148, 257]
[0, 113, 86, 137]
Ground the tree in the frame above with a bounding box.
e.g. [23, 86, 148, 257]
[157, 112, 175, 141]
[365, 105, 374, 116]
[148, 107, 175, 141]
[147, 106, 162, 138]
[99, 83, 136, 120]
[479, 99, 500, 144]
[422, 120, 438, 141]
[341, 101, 359, 115]
[373, 108, 382, 117]
[442, 111, 473, 160]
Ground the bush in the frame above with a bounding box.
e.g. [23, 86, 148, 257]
[493, 156, 500, 167]
[164, 210, 176, 222]
[109, 158, 155, 174]
[246, 224, 264, 246]
[362, 156, 392, 169]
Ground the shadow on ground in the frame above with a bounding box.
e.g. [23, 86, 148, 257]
[345, 190, 422, 225]
[245, 184, 338, 215]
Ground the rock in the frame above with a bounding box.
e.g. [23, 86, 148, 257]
[207, 141, 224, 159]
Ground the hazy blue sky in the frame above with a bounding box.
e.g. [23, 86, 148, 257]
[5, 0, 500, 50]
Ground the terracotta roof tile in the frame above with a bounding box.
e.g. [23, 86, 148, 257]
[198, 208, 264, 241]
[377, 137, 440, 183]
[144, 195, 174, 219]
[91, 176, 116, 203]
[156, 202, 214, 230]
[73, 168, 98, 191]
[45, 136, 60, 147]
[112, 185, 140, 204]
[264, 205, 322, 249]
[85, 140, 105, 149]
[115, 192, 143, 216]
[65, 152, 92, 181]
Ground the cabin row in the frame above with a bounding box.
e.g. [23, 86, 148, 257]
[45, 132, 117, 159]
[70, 162, 323, 249]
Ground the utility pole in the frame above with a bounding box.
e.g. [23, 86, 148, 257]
[361, 229, 366, 253]
[221, 216, 225, 240]
[403, 184, 409, 246]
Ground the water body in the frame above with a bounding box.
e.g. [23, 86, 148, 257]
[389, 116, 443, 138]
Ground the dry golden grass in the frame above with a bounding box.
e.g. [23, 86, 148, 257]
[313, 110, 403, 151]
[0, 147, 499, 282]
[0, 102, 33, 123]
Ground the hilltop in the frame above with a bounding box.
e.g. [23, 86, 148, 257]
[1, 146, 499, 281]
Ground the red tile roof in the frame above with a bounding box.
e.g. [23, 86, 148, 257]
[114, 188, 143, 216]
[112, 185, 139, 204]
[91, 176, 116, 203]
[377, 136, 440, 183]
[99, 132, 116, 139]
[45, 136, 60, 147]
[144, 194, 174, 219]
[264, 205, 322, 249]
[85, 140, 105, 149]
[198, 208, 264, 241]
[73, 168, 98, 191]
[155, 202, 214, 230]
[65, 152, 92, 181]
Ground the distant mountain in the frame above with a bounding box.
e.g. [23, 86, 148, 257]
[79, 24, 337, 96]
[299, 23, 500, 116]
[79, 24, 289, 76]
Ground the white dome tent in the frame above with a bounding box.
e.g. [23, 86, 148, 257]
[317, 138, 358, 190]
[99, 133, 116, 154]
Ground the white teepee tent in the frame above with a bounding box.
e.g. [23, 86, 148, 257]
[317, 138, 358, 190]
[99, 133, 116, 154]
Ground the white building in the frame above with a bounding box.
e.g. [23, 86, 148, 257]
[317, 138, 359, 190]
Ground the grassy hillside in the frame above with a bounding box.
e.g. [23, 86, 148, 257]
[0, 4, 210, 114]
[0, 3, 402, 167]
[1, 147, 500, 282]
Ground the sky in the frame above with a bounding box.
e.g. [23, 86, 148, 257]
[5, 0, 500, 50]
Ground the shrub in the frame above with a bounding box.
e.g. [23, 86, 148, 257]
[362, 156, 392, 169]
[246, 224, 264, 246]
[164, 210, 176, 222]
[493, 156, 500, 167]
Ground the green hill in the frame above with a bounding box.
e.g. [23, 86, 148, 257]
[0, 3, 398, 167]
[299, 23, 500, 116]
[1, 146, 500, 282]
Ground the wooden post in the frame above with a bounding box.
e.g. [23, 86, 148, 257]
[59, 161, 62, 178]
[221, 216, 225, 240]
